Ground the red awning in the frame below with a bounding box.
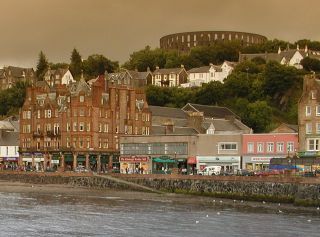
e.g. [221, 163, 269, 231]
[187, 156, 197, 165]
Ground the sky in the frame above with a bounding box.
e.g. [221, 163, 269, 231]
[0, 0, 319, 68]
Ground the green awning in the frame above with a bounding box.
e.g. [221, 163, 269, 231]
[89, 155, 97, 164]
[77, 155, 86, 162]
[101, 155, 109, 164]
[64, 154, 73, 162]
[153, 158, 176, 163]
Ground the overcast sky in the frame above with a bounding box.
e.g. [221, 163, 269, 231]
[0, 0, 319, 68]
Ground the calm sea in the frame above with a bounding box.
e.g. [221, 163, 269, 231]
[0, 191, 319, 237]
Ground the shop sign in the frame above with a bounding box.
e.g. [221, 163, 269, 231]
[34, 153, 44, 158]
[22, 153, 32, 158]
[34, 158, 44, 162]
[4, 157, 18, 162]
[120, 156, 149, 162]
[251, 157, 272, 162]
[51, 160, 59, 164]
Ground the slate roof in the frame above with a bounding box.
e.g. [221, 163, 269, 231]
[153, 67, 184, 75]
[151, 125, 198, 135]
[0, 131, 19, 146]
[4, 66, 34, 78]
[182, 103, 237, 119]
[149, 106, 187, 119]
[0, 121, 15, 131]
[202, 119, 242, 131]
[188, 66, 210, 73]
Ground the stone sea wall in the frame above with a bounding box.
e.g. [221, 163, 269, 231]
[0, 172, 319, 206]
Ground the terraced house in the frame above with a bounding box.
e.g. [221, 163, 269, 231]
[19, 74, 151, 172]
[0, 66, 35, 90]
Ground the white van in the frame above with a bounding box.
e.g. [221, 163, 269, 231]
[198, 166, 221, 175]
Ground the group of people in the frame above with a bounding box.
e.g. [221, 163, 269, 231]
[124, 166, 145, 174]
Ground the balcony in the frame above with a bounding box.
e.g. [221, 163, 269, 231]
[33, 131, 44, 138]
[46, 130, 61, 137]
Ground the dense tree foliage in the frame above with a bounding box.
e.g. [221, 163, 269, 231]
[0, 81, 28, 116]
[301, 57, 320, 72]
[82, 54, 119, 78]
[145, 60, 304, 132]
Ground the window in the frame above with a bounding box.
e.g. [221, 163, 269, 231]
[306, 123, 312, 134]
[87, 122, 90, 132]
[79, 109, 85, 117]
[247, 142, 254, 153]
[277, 142, 284, 152]
[308, 139, 320, 151]
[79, 95, 84, 102]
[316, 105, 320, 116]
[79, 122, 84, 131]
[99, 138, 102, 148]
[104, 124, 108, 132]
[73, 122, 77, 131]
[66, 123, 70, 132]
[218, 143, 237, 153]
[257, 143, 264, 153]
[135, 113, 138, 120]
[66, 137, 70, 148]
[317, 123, 320, 134]
[306, 106, 311, 116]
[267, 142, 274, 153]
[287, 142, 294, 152]
[312, 91, 316, 99]
[116, 126, 119, 134]
[87, 137, 90, 148]
[37, 110, 40, 119]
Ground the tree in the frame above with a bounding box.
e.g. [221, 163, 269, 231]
[244, 100, 273, 133]
[301, 57, 320, 72]
[194, 81, 224, 105]
[49, 62, 69, 70]
[82, 54, 119, 78]
[36, 51, 49, 80]
[70, 48, 82, 79]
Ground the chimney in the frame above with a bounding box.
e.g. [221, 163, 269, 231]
[296, 44, 300, 51]
[181, 64, 184, 68]
[156, 66, 159, 70]
[305, 44, 308, 53]
[147, 67, 150, 72]
[187, 111, 204, 132]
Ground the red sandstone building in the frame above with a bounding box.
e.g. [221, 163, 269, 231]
[19, 75, 151, 172]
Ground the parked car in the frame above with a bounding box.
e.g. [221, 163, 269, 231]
[236, 169, 254, 176]
[198, 166, 221, 176]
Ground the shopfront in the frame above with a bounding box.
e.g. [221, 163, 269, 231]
[196, 156, 240, 172]
[120, 156, 150, 174]
[3, 157, 19, 170]
[21, 153, 33, 168]
[152, 156, 177, 174]
[64, 153, 73, 171]
[33, 153, 44, 171]
[51, 153, 60, 169]
[242, 156, 283, 171]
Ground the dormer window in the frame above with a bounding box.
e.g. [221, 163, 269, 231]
[311, 91, 316, 99]
[80, 95, 84, 103]
[38, 99, 44, 106]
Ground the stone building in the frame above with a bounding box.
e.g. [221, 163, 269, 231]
[160, 31, 267, 52]
[19, 74, 151, 172]
[0, 66, 35, 91]
[151, 65, 187, 87]
[298, 74, 320, 158]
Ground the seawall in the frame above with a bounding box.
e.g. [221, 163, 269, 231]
[0, 172, 319, 206]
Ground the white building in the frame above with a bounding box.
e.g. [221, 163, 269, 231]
[183, 61, 237, 87]
[0, 118, 19, 167]
[44, 68, 75, 87]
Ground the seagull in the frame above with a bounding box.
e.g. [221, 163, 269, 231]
[262, 201, 266, 204]
[213, 200, 216, 203]
[307, 219, 312, 222]
[278, 203, 281, 206]
[317, 207, 319, 210]
[206, 214, 209, 218]
[233, 200, 236, 203]
[278, 210, 283, 213]
[196, 220, 199, 224]
[219, 200, 223, 203]
[241, 200, 244, 203]
[217, 212, 221, 215]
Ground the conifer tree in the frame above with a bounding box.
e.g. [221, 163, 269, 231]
[36, 51, 49, 81]
[70, 48, 82, 80]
